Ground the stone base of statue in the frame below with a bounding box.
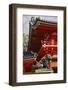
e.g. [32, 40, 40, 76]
[35, 68, 53, 74]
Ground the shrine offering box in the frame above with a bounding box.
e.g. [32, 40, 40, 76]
[9, 4, 66, 86]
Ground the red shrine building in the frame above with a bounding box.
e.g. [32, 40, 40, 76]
[23, 17, 57, 73]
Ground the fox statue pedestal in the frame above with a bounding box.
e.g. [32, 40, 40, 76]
[35, 68, 53, 74]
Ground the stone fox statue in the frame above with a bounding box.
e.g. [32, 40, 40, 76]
[31, 54, 52, 72]
[40, 54, 52, 68]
